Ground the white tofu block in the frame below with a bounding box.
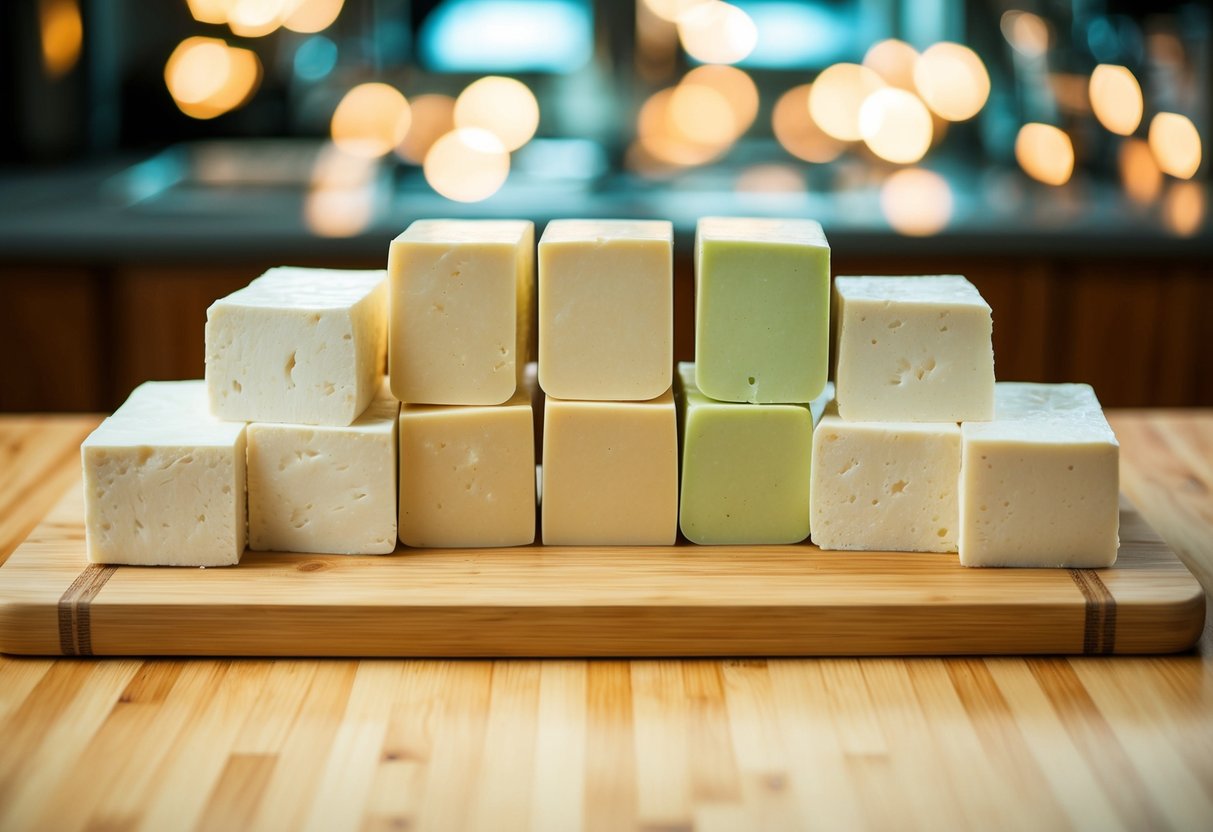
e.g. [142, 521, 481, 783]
[247, 381, 399, 555]
[811, 401, 961, 553]
[398, 388, 536, 548]
[206, 267, 388, 427]
[960, 383, 1119, 568]
[388, 219, 535, 405]
[834, 275, 994, 422]
[81, 381, 246, 566]
[542, 390, 678, 545]
[538, 219, 673, 401]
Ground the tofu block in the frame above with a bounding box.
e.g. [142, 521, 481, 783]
[538, 219, 673, 401]
[81, 381, 246, 566]
[206, 267, 388, 426]
[247, 381, 399, 555]
[833, 275, 994, 422]
[388, 219, 535, 405]
[398, 387, 535, 548]
[677, 364, 827, 545]
[810, 401, 961, 553]
[695, 217, 830, 404]
[960, 383, 1119, 568]
[542, 390, 678, 545]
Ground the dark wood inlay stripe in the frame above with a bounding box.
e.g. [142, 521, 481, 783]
[1069, 568, 1117, 654]
[56, 564, 118, 656]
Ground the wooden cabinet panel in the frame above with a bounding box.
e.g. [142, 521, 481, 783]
[110, 267, 266, 408]
[0, 269, 103, 411]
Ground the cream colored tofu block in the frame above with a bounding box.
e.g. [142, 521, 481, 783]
[960, 383, 1119, 568]
[81, 381, 246, 566]
[834, 275, 994, 422]
[388, 219, 535, 405]
[398, 387, 535, 548]
[810, 401, 961, 553]
[542, 390, 678, 545]
[248, 381, 398, 555]
[206, 267, 387, 426]
[538, 219, 673, 401]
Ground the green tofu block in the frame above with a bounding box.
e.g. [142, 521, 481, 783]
[676, 363, 829, 545]
[694, 217, 831, 404]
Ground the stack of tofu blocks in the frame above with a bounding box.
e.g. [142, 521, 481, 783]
[79, 215, 1120, 569]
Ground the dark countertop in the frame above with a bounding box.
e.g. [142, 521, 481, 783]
[1, 140, 1210, 265]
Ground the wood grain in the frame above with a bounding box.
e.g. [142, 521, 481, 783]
[0, 412, 1210, 830]
[0, 483, 1202, 657]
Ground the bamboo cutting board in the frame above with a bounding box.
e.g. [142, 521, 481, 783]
[0, 479, 1203, 657]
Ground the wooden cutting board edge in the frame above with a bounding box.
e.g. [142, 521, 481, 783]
[0, 480, 1204, 657]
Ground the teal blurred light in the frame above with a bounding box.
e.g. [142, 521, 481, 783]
[419, 0, 592, 73]
[731, 1, 856, 68]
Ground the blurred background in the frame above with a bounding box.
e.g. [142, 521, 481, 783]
[0, 0, 1209, 411]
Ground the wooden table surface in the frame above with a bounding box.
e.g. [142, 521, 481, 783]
[1, 412, 1210, 832]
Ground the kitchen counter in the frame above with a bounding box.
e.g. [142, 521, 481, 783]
[0, 411, 1210, 830]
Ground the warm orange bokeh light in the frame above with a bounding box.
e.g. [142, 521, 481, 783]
[1090, 65, 1143, 136]
[227, 0, 289, 37]
[396, 94, 457, 165]
[772, 84, 845, 164]
[914, 43, 990, 122]
[859, 88, 933, 164]
[1015, 123, 1074, 186]
[1001, 11, 1049, 58]
[677, 1, 757, 65]
[454, 76, 540, 152]
[682, 65, 759, 138]
[862, 39, 918, 91]
[39, 0, 82, 79]
[637, 87, 732, 167]
[284, 0, 345, 33]
[1149, 113, 1203, 179]
[1119, 138, 1163, 205]
[423, 128, 510, 202]
[165, 37, 263, 120]
[331, 83, 411, 159]
[809, 63, 885, 142]
[304, 143, 376, 238]
[1163, 181, 1205, 237]
[735, 164, 805, 194]
[881, 169, 953, 236]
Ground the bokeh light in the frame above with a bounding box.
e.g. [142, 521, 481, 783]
[165, 37, 262, 120]
[454, 76, 540, 152]
[735, 164, 805, 194]
[644, 0, 710, 23]
[772, 84, 845, 163]
[226, 0, 289, 38]
[914, 43, 990, 122]
[681, 65, 758, 138]
[808, 63, 885, 142]
[39, 0, 83, 79]
[1119, 138, 1163, 205]
[186, 0, 232, 25]
[396, 93, 456, 165]
[284, 0, 344, 33]
[424, 128, 510, 202]
[1148, 113, 1202, 179]
[1001, 11, 1049, 59]
[859, 88, 933, 164]
[881, 168, 953, 236]
[677, 2, 757, 65]
[1015, 123, 1074, 186]
[637, 86, 731, 167]
[1162, 181, 1205, 237]
[669, 83, 736, 145]
[330, 82, 411, 159]
[1089, 65, 1143, 136]
[862, 39, 918, 91]
[304, 143, 376, 238]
